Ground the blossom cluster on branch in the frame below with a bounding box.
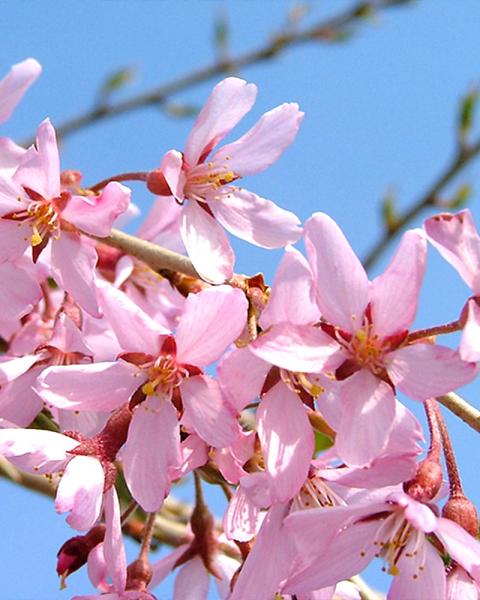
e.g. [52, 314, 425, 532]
[1, 58, 480, 600]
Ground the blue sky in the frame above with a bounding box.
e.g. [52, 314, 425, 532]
[1, 1, 480, 598]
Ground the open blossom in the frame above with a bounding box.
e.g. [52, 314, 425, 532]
[424, 209, 480, 362]
[148, 77, 303, 282]
[283, 490, 480, 599]
[0, 119, 130, 315]
[251, 213, 477, 466]
[36, 283, 248, 511]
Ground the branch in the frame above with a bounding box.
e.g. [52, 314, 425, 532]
[363, 137, 480, 270]
[24, 1, 414, 145]
[94, 228, 200, 279]
[437, 392, 480, 434]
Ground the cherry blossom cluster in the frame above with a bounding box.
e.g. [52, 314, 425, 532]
[1, 58, 480, 600]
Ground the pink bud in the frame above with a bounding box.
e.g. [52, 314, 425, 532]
[404, 458, 443, 502]
[442, 493, 479, 538]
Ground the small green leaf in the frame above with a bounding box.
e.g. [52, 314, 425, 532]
[315, 431, 333, 453]
[448, 183, 472, 209]
[381, 189, 398, 232]
[459, 88, 479, 144]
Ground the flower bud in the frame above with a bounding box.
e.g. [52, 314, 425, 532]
[56, 524, 106, 586]
[146, 170, 172, 196]
[442, 493, 479, 538]
[403, 458, 443, 502]
[126, 556, 153, 591]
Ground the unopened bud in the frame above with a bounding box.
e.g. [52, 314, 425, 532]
[56, 524, 106, 585]
[126, 556, 153, 591]
[404, 459, 443, 502]
[442, 493, 479, 538]
[146, 170, 172, 196]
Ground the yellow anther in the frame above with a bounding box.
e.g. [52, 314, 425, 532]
[31, 231, 43, 246]
[388, 564, 400, 576]
[142, 381, 156, 396]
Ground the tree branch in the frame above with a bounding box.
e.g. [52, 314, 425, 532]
[437, 392, 480, 434]
[23, 1, 414, 145]
[363, 138, 480, 270]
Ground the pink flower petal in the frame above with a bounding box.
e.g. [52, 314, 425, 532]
[150, 543, 191, 588]
[97, 281, 169, 354]
[217, 347, 270, 412]
[370, 229, 426, 338]
[123, 396, 180, 512]
[52, 231, 100, 317]
[61, 182, 131, 237]
[55, 455, 104, 530]
[283, 519, 379, 595]
[250, 322, 341, 373]
[223, 485, 261, 542]
[210, 187, 301, 248]
[213, 102, 303, 175]
[213, 554, 241, 600]
[0, 365, 44, 426]
[14, 118, 60, 199]
[425, 209, 480, 293]
[156, 149, 185, 200]
[387, 343, 477, 400]
[137, 188, 183, 241]
[176, 285, 247, 366]
[0, 174, 27, 215]
[460, 299, 480, 362]
[0, 137, 26, 176]
[103, 487, 127, 593]
[174, 556, 210, 600]
[0, 220, 30, 261]
[260, 245, 320, 329]
[0, 58, 41, 124]
[0, 428, 78, 474]
[229, 503, 290, 600]
[0, 262, 41, 321]
[181, 374, 237, 448]
[436, 517, 480, 577]
[336, 370, 396, 467]
[180, 200, 234, 283]
[388, 535, 446, 600]
[184, 77, 257, 167]
[36, 361, 140, 410]
[304, 213, 369, 334]
[257, 383, 314, 502]
[0, 353, 39, 384]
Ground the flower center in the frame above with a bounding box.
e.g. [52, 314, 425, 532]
[185, 162, 239, 202]
[348, 324, 384, 369]
[373, 510, 426, 578]
[27, 200, 60, 246]
[292, 477, 344, 511]
[141, 355, 186, 396]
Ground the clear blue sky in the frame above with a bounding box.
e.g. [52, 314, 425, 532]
[2, 1, 480, 598]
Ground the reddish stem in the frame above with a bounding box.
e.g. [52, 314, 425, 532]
[423, 399, 442, 461]
[89, 171, 149, 193]
[432, 400, 464, 496]
[406, 318, 463, 343]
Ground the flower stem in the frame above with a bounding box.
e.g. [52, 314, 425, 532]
[89, 171, 149, 193]
[406, 318, 463, 343]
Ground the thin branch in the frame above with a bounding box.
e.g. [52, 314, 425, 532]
[363, 138, 480, 270]
[437, 392, 480, 434]
[23, 1, 413, 145]
[93, 228, 200, 279]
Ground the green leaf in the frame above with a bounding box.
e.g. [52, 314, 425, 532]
[459, 88, 479, 144]
[315, 431, 333, 453]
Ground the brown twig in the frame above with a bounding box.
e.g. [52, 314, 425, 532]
[93, 228, 200, 279]
[363, 138, 480, 270]
[22, 1, 413, 146]
[437, 392, 480, 434]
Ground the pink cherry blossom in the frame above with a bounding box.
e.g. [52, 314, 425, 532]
[251, 213, 476, 466]
[0, 119, 130, 315]
[149, 77, 303, 282]
[425, 209, 480, 361]
[36, 283, 247, 511]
